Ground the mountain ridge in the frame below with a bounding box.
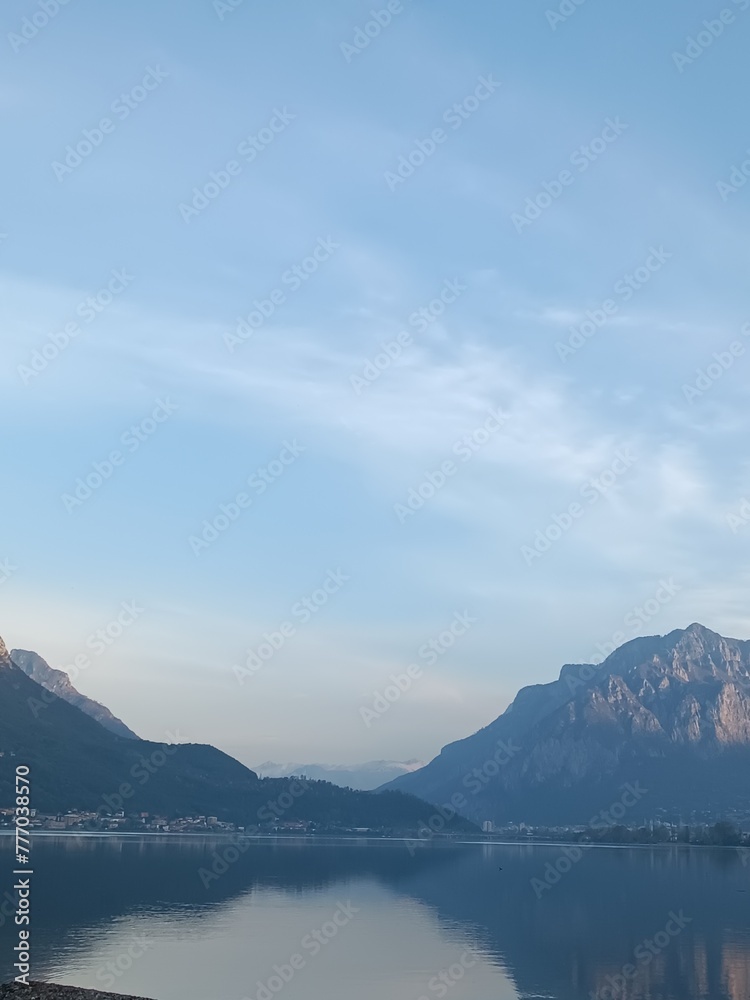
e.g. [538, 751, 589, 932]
[255, 759, 426, 791]
[10, 648, 138, 739]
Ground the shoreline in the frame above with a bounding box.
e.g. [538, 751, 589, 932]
[0, 829, 746, 851]
[0, 984, 153, 999]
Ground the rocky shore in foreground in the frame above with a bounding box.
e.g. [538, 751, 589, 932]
[1, 984, 152, 1000]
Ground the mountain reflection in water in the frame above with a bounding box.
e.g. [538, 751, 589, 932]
[1, 836, 749, 1000]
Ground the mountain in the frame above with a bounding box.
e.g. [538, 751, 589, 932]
[0, 636, 466, 832]
[10, 648, 138, 739]
[0, 635, 263, 819]
[383, 624, 750, 825]
[255, 759, 426, 790]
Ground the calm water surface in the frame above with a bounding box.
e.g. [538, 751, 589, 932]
[2, 835, 750, 1000]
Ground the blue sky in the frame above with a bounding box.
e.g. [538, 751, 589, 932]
[2, 0, 749, 770]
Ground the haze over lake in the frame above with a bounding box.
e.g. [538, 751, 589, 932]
[2, 836, 749, 1000]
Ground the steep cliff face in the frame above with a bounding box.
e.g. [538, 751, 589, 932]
[571, 624, 750, 750]
[384, 624, 750, 823]
[10, 648, 138, 740]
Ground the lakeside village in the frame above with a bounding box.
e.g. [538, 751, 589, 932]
[0, 808, 307, 835]
[1, 808, 749, 846]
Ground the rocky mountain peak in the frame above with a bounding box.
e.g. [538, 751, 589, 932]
[0, 635, 11, 665]
[597, 624, 746, 691]
[385, 623, 750, 824]
[690, 621, 716, 633]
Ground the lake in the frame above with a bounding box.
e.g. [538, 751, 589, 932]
[1, 835, 749, 999]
